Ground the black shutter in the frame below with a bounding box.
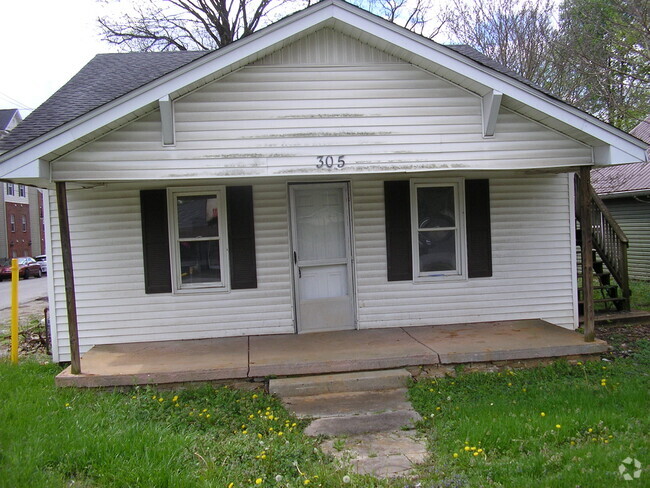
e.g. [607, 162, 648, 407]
[227, 186, 257, 289]
[140, 189, 172, 294]
[465, 179, 492, 278]
[384, 181, 413, 281]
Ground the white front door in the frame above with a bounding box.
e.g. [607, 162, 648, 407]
[289, 182, 355, 333]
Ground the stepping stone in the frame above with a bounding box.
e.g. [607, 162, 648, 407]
[304, 409, 421, 436]
[321, 430, 428, 478]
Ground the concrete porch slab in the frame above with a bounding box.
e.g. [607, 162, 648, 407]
[56, 337, 249, 387]
[249, 328, 438, 377]
[404, 319, 609, 364]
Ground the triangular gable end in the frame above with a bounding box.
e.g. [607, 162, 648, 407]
[0, 0, 646, 184]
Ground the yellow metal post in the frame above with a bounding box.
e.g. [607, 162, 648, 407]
[11, 258, 19, 364]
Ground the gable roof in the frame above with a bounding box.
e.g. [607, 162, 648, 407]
[0, 108, 21, 132]
[592, 116, 650, 198]
[0, 51, 207, 152]
[0, 0, 646, 179]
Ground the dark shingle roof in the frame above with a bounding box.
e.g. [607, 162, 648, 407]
[0, 51, 208, 152]
[0, 109, 20, 131]
[446, 45, 555, 98]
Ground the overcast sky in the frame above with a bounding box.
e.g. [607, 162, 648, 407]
[0, 1, 118, 114]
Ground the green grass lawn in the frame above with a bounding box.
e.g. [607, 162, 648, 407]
[1, 345, 649, 487]
[631, 280, 650, 311]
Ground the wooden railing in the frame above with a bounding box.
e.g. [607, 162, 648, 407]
[575, 174, 631, 310]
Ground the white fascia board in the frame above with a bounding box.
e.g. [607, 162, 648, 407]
[593, 145, 649, 165]
[1, 158, 49, 180]
[0, 0, 646, 176]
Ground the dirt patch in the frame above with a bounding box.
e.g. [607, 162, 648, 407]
[0, 297, 50, 358]
[596, 321, 650, 358]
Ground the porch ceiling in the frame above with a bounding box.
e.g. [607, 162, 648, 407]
[55, 319, 608, 388]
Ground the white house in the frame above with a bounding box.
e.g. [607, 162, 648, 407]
[0, 0, 646, 367]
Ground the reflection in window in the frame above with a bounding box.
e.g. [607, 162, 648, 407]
[414, 184, 460, 275]
[172, 192, 223, 289]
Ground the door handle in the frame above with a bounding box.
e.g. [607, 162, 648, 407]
[293, 251, 297, 264]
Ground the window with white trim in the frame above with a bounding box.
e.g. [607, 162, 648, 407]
[168, 187, 228, 291]
[411, 179, 465, 279]
[6, 183, 14, 196]
[10, 214, 15, 232]
[18, 184, 26, 197]
[21, 215, 27, 232]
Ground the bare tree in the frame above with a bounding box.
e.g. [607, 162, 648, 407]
[97, 0, 307, 51]
[97, 0, 444, 52]
[440, 0, 558, 87]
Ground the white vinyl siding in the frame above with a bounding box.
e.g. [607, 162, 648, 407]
[49, 182, 295, 362]
[352, 173, 576, 331]
[53, 32, 591, 182]
[49, 173, 576, 361]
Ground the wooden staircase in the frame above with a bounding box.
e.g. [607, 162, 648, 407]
[575, 174, 631, 313]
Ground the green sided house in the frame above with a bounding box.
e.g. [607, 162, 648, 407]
[0, 0, 646, 380]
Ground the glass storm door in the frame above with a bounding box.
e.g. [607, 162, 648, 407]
[289, 183, 355, 333]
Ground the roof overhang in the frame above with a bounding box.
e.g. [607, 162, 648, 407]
[0, 0, 647, 184]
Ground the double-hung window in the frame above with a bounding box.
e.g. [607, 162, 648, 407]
[18, 185, 26, 197]
[411, 179, 465, 279]
[6, 183, 14, 196]
[168, 187, 228, 291]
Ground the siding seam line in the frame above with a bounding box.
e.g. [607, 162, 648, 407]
[401, 327, 441, 363]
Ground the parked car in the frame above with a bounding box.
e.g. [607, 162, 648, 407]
[34, 255, 47, 275]
[0, 257, 43, 281]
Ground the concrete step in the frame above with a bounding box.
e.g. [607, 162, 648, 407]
[304, 409, 422, 436]
[283, 388, 411, 418]
[269, 369, 411, 397]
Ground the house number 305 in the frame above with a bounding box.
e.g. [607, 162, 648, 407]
[316, 155, 345, 169]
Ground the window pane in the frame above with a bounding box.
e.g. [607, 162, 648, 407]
[294, 187, 346, 261]
[179, 240, 221, 284]
[417, 187, 455, 229]
[419, 230, 456, 272]
[177, 195, 219, 238]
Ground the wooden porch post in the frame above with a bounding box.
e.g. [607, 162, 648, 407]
[55, 181, 81, 373]
[579, 167, 595, 342]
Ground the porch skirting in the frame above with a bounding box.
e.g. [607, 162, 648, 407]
[55, 319, 608, 388]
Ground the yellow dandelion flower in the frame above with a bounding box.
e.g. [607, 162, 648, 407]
[206, 414, 211, 419]
[278, 432, 283, 436]
[261, 454, 266, 459]
[132, 396, 136, 399]
[522, 388, 527, 392]
[540, 412, 546, 417]
[228, 483, 234, 488]
[202, 409, 208, 413]
[304, 480, 310, 485]
[604, 440, 609, 444]
[473, 452, 479, 457]
[570, 441, 575, 445]
[555, 424, 561, 429]
[172, 395, 178, 403]
[199, 413, 203, 417]
[158, 398, 164, 402]
[189, 412, 194, 416]
[152, 395, 157, 400]
[608, 435, 613, 439]
[453, 453, 459, 458]
[508, 383, 512, 387]
[464, 441, 469, 445]
[258, 433, 263, 439]
[464, 446, 470, 451]
[255, 478, 263, 485]
[269, 427, 274, 432]
[588, 428, 593, 433]
[477, 449, 483, 453]
[175, 403, 180, 407]
[292, 423, 297, 427]
[266, 406, 271, 410]
[243, 430, 248, 434]
[471, 446, 477, 451]
[577, 361, 582, 365]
